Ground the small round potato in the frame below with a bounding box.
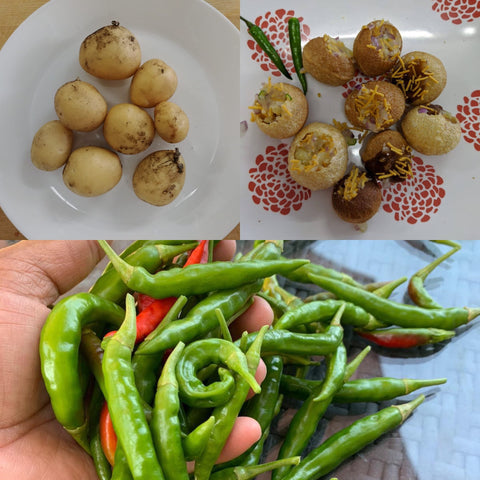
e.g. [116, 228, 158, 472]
[103, 103, 155, 155]
[79, 21, 141, 80]
[54, 79, 108, 132]
[63, 146, 122, 197]
[130, 59, 178, 108]
[154, 102, 189, 143]
[31, 120, 73, 171]
[133, 148, 185, 206]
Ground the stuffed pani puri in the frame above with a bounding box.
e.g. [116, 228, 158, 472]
[389, 51, 447, 106]
[401, 104, 461, 155]
[249, 80, 308, 139]
[288, 122, 348, 191]
[353, 19, 402, 76]
[332, 166, 382, 224]
[302, 35, 356, 86]
[361, 130, 413, 182]
[345, 80, 405, 132]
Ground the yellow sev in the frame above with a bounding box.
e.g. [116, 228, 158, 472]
[338, 166, 368, 201]
[249, 77, 293, 123]
[354, 84, 393, 130]
[376, 143, 413, 180]
[390, 56, 439, 103]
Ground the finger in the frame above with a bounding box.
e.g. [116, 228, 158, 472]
[0, 240, 105, 305]
[229, 295, 274, 341]
[216, 416, 262, 464]
[212, 240, 236, 262]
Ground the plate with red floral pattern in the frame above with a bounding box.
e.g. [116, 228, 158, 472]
[240, 0, 480, 239]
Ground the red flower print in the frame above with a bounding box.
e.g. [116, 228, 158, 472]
[342, 73, 386, 98]
[248, 143, 311, 215]
[432, 0, 480, 24]
[456, 90, 480, 151]
[245, 10, 311, 76]
[382, 156, 445, 224]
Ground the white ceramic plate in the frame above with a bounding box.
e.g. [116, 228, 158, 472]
[0, 0, 239, 239]
[240, 0, 480, 239]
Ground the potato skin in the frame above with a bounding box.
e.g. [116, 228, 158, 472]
[79, 22, 141, 80]
[54, 80, 107, 132]
[103, 103, 155, 155]
[63, 146, 122, 197]
[133, 149, 186, 206]
[154, 102, 189, 143]
[130, 59, 178, 108]
[302, 35, 355, 86]
[31, 120, 73, 171]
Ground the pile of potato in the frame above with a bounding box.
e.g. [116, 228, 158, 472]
[30, 21, 189, 206]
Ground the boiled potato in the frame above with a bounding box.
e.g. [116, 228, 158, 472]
[103, 103, 155, 155]
[154, 102, 189, 143]
[79, 21, 141, 80]
[31, 120, 73, 171]
[130, 59, 177, 108]
[54, 79, 107, 132]
[133, 149, 185, 206]
[63, 146, 122, 197]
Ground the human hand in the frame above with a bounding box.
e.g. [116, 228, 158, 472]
[0, 240, 273, 479]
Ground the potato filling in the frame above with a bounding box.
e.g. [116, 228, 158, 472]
[324, 34, 353, 58]
[365, 20, 401, 60]
[290, 132, 337, 173]
[250, 78, 293, 124]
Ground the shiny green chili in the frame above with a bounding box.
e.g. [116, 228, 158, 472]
[288, 17, 307, 94]
[210, 457, 301, 480]
[39, 293, 125, 452]
[151, 342, 188, 480]
[102, 294, 164, 480]
[281, 395, 425, 480]
[309, 273, 480, 329]
[99, 240, 308, 299]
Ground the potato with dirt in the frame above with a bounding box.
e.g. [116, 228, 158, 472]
[133, 148, 186, 206]
[79, 21, 141, 80]
[54, 79, 107, 132]
[154, 101, 189, 143]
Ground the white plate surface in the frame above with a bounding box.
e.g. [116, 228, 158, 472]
[240, 0, 480, 239]
[0, 0, 239, 239]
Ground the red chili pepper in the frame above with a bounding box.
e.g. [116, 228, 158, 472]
[135, 296, 177, 343]
[184, 240, 208, 266]
[356, 327, 455, 348]
[99, 400, 117, 466]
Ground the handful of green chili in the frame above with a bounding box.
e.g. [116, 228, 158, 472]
[37, 240, 478, 480]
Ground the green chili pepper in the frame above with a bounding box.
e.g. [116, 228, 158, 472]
[281, 395, 425, 480]
[176, 338, 261, 408]
[111, 446, 133, 480]
[182, 416, 216, 461]
[151, 342, 189, 480]
[280, 374, 446, 403]
[240, 16, 292, 80]
[39, 293, 125, 452]
[90, 242, 197, 304]
[308, 273, 480, 329]
[99, 240, 307, 299]
[372, 276, 407, 299]
[274, 299, 377, 330]
[136, 281, 261, 356]
[194, 325, 269, 480]
[210, 457, 301, 480]
[288, 17, 307, 94]
[102, 294, 165, 480]
[408, 241, 461, 309]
